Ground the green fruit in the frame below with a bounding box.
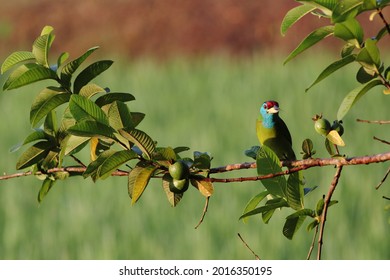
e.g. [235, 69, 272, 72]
[168, 160, 190, 180]
[169, 178, 189, 194]
[331, 120, 344, 136]
[314, 118, 331, 136]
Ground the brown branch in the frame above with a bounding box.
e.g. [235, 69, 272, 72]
[317, 165, 343, 260]
[374, 136, 390, 145]
[237, 233, 260, 260]
[376, 166, 390, 190]
[307, 224, 319, 260]
[1, 152, 389, 182]
[356, 119, 390, 124]
[194, 196, 210, 229]
[378, 8, 390, 39]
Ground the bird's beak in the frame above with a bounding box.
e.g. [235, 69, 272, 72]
[267, 106, 279, 114]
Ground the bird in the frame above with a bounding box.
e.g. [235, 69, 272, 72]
[256, 100, 296, 162]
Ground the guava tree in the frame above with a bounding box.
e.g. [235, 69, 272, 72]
[1, 0, 389, 260]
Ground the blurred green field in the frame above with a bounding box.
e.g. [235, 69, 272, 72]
[0, 51, 389, 259]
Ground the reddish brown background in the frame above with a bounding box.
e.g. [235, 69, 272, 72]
[0, 0, 388, 59]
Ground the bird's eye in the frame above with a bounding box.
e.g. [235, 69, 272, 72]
[263, 104, 267, 109]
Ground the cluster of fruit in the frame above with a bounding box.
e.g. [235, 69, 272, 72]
[168, 160, 191, 194]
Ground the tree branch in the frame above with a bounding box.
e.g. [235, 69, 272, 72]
[1, 152, 389, 182]
[317, 165, 343, 260]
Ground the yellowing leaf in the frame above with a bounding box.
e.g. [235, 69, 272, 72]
[191, 178, 213, 197]
[383, 88, 390, 95]
[326, 130, 345, 146]
[128, 163, 157, 204]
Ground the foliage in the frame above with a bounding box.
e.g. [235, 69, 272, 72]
[1, 26, 213, 207]
[281, 0, 390, 119]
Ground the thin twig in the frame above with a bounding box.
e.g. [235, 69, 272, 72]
[70, 155, 86, 167]
[376, 166, 390, 190]
[317, 165, 343, 260]
[373, 136, 390, 145]
[237, 233, 260, 260]
[195, 196, 210, 229]
[307, 224, 319, 260]
[356, 119, 390, 124]
[378, 8, 390, 38]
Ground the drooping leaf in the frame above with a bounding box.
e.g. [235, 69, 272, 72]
[67, 120, 116, 139]
[286, 171, 304, 210]
[162, 174, 184, 207]
[38, 177, 56, 204]
[16, 141, 53, 170]
[284, 25, 334, 64]
[306, 54, 356, 91]
[337, 79, 382, 120]
[69, 94, 109, 125]
[1, 51, 35, 74]
[119, 128, 156, 160]
[190, 177, 214, 197]
[241, 190, 269, 223]
[30, 87, 71, 127]
[281, 4, 316, 36]
[256, 145, 286, 198]
[3, 63, 58, 90]
[283, 215, 307, 240]
[60, 46, 99, 89]
[95, 92, 136, 107]
[73, 60, 113, 93]
[128, 162, 158, 204]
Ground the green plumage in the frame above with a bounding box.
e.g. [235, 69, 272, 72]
[256, 101, 296, 161]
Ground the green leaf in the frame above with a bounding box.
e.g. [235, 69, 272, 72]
[108, 101, 134, 130]
[1, 51, 35, 74]
[16, 141, 53, 170]
[334, 18, 364, 46]
[38, 177, 56, 204]
[83, 150, 115, 181]
[240, 198, 288, 220]
[69, 94, 109, 125]
[79, 83, 106, 98]
[30, 87, 71, 127]
[95, 92, 136, 107]
[286, 171, 304, 210]
[130, 112, 146, 128]
[283, 215, 307, 240]
[284, 25, 334, 64]
[43, 109, 58, 136]
[10, 129, 49, 153]
[286, 208, 315, 219]
[56, 52, 69, 69]
[356, 66, 376, 83]
[356, 38, 381, 72]
[299, 0, 338, 14]
[67, 120, 116, 139]
[128, 162, 158, 204]
[241, 190, 269, 223]
[193, 151, 212, 169]
[337, 79, 382, 120]
[60, 135, 90, 158]
[162, 174, 184, 207]
[281, 4, 316, 36]
[97, 150, 138, 180]
[3, 63, 58, 90]
[332, 0, 363, 23]
[119, 129, 156, 160]
[306, 54, 356, 91]
[60, 46, 99, 89]
[73, 60, 113, 93]
[256, 145, 286, 198]
[32, 27, 55, 67]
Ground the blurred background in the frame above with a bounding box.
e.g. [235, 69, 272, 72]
[0, 0, 389, 260]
